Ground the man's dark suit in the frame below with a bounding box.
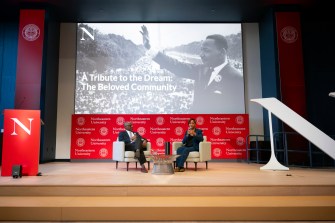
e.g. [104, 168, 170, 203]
[118, 131, 147, 165]
[153, 52, 245, 114]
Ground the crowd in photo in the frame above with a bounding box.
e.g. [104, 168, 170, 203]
[75, 55, 194, 114]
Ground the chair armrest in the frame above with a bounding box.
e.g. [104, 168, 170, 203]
[144, 142, 152, 157]
[146, 141, 151, 151]
[112, 141, 125, 161]
[199, 141, 211, 162]
[172, 142, 183, 155]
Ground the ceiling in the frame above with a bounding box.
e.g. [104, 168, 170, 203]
[0, 0, 328, 23]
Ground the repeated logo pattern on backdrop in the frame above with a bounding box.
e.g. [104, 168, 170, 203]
[71, 114, 249, 160]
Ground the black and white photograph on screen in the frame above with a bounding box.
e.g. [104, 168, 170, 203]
[75, 23, 244, 114]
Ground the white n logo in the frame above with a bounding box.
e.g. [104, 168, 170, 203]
[11, 118, 34, 135]
[80, 27, 94, 40]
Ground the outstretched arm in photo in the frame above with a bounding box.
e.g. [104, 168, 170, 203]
[140, 25, 151, 50]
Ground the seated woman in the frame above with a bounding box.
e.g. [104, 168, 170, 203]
[175, 118, 203, 172]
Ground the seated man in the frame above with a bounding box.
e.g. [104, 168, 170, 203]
[118, 122, 149, 173]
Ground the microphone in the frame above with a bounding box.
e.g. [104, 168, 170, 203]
[188, 128, 193, 136]
[188, 127, 197, 137]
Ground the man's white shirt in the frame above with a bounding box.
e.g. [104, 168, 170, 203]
[208, 59, 228, 86]
[127, 130, 134, 141]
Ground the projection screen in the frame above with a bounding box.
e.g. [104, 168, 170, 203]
[75, 23, 244, 114]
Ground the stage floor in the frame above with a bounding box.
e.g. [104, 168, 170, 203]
[1, 161, 335, 187]
[1, 161, 335, 222]
[0, 221, 333, 223]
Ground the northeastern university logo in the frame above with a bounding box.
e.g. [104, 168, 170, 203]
[280, 26, 298, 44]
[99, 127, 108, 136]
[156, 137, 164, 147]
[174, 127, 184, 136]
[77, 117, 85, 126]
[236, 137, 245, 146]
[212, 126, 221, 136]
[99, 148, 108, 157]
[213, 148, 222, 158]
[76, 138, 85, 147]
[156, 116, 165, 125]
[235, 116, 244, 125]
[196, 116, 204, 125]
[137, 127, 146, 136]
[22, 24, 40, 41]
[116, 117, 125, 126]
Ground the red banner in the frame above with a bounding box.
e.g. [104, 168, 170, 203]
[275, 12, 307, 160]
[71, 114, 249, 160]
[1, 109, 41, 176]
[15, 9, 45, 109]
[275, 12, 306, 118]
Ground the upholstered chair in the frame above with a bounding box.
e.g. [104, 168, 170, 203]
[113, 139, 151, 171]
[172, 136, 211, 171]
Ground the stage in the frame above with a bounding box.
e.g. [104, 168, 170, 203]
[0, 161, 335, 221]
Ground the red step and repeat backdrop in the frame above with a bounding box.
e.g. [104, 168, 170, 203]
[71, 114, 249, 160]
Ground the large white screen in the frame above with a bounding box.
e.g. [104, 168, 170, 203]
[75, 23, 244, 114]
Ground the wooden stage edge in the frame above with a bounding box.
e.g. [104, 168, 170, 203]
[0, 161, 335, 221]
